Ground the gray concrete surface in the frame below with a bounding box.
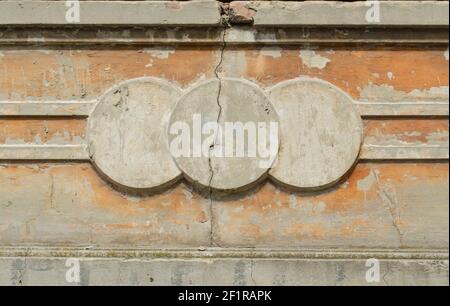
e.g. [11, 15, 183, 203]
[169, 78, 279, 192]
[248, 1, 450, 27]
[0, 0, 222, 26]
[88, 78, 182, 191]
[0, 0, 448, 287]
[0, 1, 448, 27]
[0, 253, 447, 286]
[268, 78, 363, 190]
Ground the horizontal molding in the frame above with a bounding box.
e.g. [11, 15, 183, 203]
[0, 247, 448, 260]
[249, 1, 449, 27]
[1, 98, 448, 162]
[360, 144, 449, 160]
[224, 27, 449, 46]
[0, 252, 448, 285]
[355, 101, 450, 117]
[0, 27, 448, 46]
[1, 101, 448, 117]
[0, 143, 447, 161]
[0, 145, 90, 160]
[0, 0, 222, 26]
[0, 101, 96, 117]
[0, 1, 448, 28]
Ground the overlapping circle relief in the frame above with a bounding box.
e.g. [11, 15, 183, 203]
[88, 77, 363, 193]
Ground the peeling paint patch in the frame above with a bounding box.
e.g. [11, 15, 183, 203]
[226, 28, 257, 43]
[364, 119, 449, 147]
[4, 138, 27, 145]
[299, 50, 331, 70]
[359, 84, 449, 102]
[260, 47, 282, 59]
[0, 119, 86, 145]
[222, 50, 247, 77]
[357, 170, 378, 192]
[143, 47, 176, 59]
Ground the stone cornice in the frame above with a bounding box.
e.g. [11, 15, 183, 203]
[0, 1, 448, 27]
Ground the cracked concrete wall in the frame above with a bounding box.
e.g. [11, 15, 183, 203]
[0, 1, 448, 285]
[0, 163, 448, 248]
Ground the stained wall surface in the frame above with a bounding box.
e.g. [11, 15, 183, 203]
[0, 0, 448, 286]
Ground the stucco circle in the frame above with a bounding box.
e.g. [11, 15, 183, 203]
[268, 78, 363, 190]
[168, 78, 280, 192]
[88, 78, 183, 191]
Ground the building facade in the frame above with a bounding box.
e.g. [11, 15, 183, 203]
[0, 0, 448, 285]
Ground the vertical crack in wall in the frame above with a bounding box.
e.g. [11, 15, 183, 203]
[374, 171, 405, 247]
[250, 259, 257, 285]
[49, 173, 55, 211]
[382, 261, 392, 286]
[207, 13, 229, 247]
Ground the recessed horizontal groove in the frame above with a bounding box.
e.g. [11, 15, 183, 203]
[0, 247, 448, 260]
[0, 145, 90, 160]
[0, 0, 222, 26]
[0, 101, 96, 117]
[0, 38, 447, 47]
[1, 101, 448, 117]
[0, 26, 448, 46]
[0, 100, 448, 161]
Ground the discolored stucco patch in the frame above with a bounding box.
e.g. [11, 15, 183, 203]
[260, 47, 282, 59]
[359, 84, 449, 102]
[0, 48, 217, 100]
[0, 119, 86, 145]
[299, 50, 331, 70]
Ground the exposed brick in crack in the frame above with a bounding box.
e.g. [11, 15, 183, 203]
[223, 1, 256, 25]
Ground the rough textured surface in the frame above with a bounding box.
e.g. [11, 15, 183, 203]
[269, 78, 363, 190]
[0, 0, 222, 26]
[0, 0, 448, 286]
[0, 102, 95, 117]
[213, 163, 449, 248]
[0, 1, 448, 27]
[0, 116, 447, 162]
[354, 101, 449, 117]
[0, 164, 211, 247]
[0, 145, 88, 160]
[0, 163, 447, 249]
[0, 48, 447, 102]
[226, 1, 256, 25]
[88, 78, 182, 191]
[0, 256, 448, 286]
[0, 119, 85, 145]
[249, 1, 450, 27]
[169, 78, 279, 192]
[361, 119, 449, 160]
